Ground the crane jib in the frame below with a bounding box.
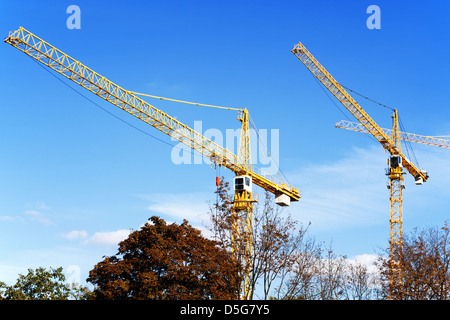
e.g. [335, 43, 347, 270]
[4, 26, 301, 202]
[291, 42, 428, 183]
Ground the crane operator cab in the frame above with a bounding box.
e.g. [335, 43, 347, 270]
[234, 175, 252, 193]
[389, 155, 429, 186]
[390, 155, 402, 168]
[233, 175, 291, 207]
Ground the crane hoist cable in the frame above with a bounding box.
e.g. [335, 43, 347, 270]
[27, 52, 211, 164]
[26, 54, 177, 149]
[341, 84, 395, 111]
[398, 115, 420, 170]
[130, 91, 244, 112]
[339, 84, 422, 170]
[130, 90, 248, 188]
[5, 26, 301, 301]
[248, 114, 291, 187]
[133, 90, 290, 188]
[338, 84, 425, 167]
[291, 40, 435, 300]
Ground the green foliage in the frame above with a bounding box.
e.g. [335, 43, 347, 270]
[0, 267, 91, 300]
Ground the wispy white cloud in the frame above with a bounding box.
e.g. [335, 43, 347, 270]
[286, 141, 450, 233]
[61, 229, 131, 247]
[288, 146, 388, 231]
[24, 210, 41, 216]
[144, 192, 211, 225]
[0, 265, 28, 285]
[24, 201, 51, 210]
[83, 229, 131, 247]
[62, 230, 89, 241]
[0, 216, 15, 222]
[347, 253, 380, 274]
[134, 192, 215, 239]
[24, 209, 55, 226]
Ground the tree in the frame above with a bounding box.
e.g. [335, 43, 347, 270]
[276, 236, 322, 300]
[209, 178, 309, 299]
[278, 245, 382, 300]
[314, 247, 348, 300]
[344, 259, 381, 300]
[209, 177, 234, 251]
[377, 221, 450, 300]
[250, 192, 308, 299]
[0, 266, 87, 300]
[87, 216, 240, 300]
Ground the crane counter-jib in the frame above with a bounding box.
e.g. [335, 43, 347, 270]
[4, 26, 300, 203]
[336, 120, 450, 149]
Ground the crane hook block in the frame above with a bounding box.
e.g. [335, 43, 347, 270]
[216, 176, 221, 187]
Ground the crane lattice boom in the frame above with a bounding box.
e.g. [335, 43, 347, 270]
[4, 26, 300, 203]
[291, 42, 428, 184]
[291, 40, 435, 300]
[5, 26, 302, 300]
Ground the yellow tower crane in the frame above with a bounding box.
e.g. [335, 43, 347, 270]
[336, 117, 450, 294]
[291, 41, 430, 300]
[4, 26, 300, 300]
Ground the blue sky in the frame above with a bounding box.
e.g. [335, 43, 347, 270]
[1, 0, 449, 289]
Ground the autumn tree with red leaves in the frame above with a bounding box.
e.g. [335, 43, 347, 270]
[87, 216, 240, 300]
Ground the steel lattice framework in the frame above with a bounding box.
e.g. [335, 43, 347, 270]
[337, 117, 450, 299]
[4, 27, 300, 203]
[336, 120, 450, 149]
[291, 42, 428, 184]
[4, 26, 300, 300]
[291, 41, 433, 300]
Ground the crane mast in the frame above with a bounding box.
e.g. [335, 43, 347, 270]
[291, 41, 429, 299]
[4, 26, 300, 300]
[232, 108, 256, 298]
[388, 110, 404, 299]
[338, 117, 450, 298]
